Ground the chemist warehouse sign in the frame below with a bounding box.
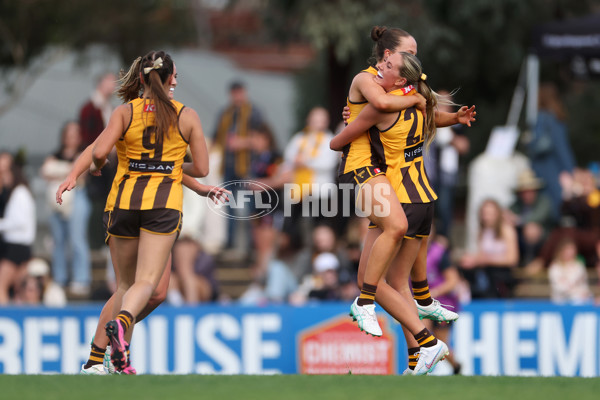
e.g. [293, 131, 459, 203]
[0, 302, 599, 376]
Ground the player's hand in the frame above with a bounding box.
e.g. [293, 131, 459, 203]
[414, 93, 427, 118]
[341, 106, 350, 123]
[204, 185, 231, 204]
[56, 177, 76, 205]
[457, 105, 476, 127]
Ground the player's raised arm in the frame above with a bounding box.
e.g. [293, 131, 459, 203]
[355, 72, 426, 114]
[435, 105, 476, 128]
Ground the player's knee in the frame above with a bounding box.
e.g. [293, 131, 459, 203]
[385, 220, 407, 242]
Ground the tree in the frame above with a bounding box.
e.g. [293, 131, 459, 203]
[262, 0, 596, 155]
[0, 0, 197, 115]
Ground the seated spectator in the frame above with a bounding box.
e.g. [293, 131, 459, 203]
[548, 238, 592, 304]
[14, 258, 66, 306]
[290, 252, 341, 305]
[460, 199, 519, 298]
[507, 168, 555, 266]
[169, 238, 219, 304]
[307, 252, 341, 301]
[527, 168, 600, 274]
[239, 230, 301, 305]
[290, 224, 351, 283]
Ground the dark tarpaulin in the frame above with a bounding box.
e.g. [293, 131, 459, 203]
[532, 14, 600, 60]
[531, 13, 600, 76]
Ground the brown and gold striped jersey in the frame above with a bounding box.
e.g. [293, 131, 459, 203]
[338, 66, 382, 175]
[109, 98, 188, 211]
[371, 87, 437, 204]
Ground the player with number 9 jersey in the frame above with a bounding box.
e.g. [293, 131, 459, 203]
[111, 98, 187, 212]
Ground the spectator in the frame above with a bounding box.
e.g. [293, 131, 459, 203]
[238, 230, 301, 305]
[0, 153, 36, 304]
[307, 252, 342, 301]
[527, 82, 575, 220]
[0, 151, 13, 269]
[15, 258, 66, 306]
[79, 73, 117, 249]
[508, 168, 554, 266]
[527, 168, 600, 274]
[291, 224, 350, 283]
[212, 80, 265, 250]
[424, 90, 470, 237]
[460, 199, 519, 298]
[288, 224, 352, 303]
[248, 123, 283, 279]
[15, 275, 43, 305]
[41, 121, 91, 296]
[79, 73, 117, 147]
[282, 107, 339, 242]
[170, 238, 219, 304]
[548, 238, 592, 304]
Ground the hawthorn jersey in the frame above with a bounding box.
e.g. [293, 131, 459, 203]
[104, 138, 128, 212]
[110, 98, 188, 211]
[371, 87, 437, 204]
[338, 66, 383, 176]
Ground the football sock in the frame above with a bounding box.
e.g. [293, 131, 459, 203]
[116, 310, 134, 332]
[357, 282, 377, 306]
[84, 343, 106, 368]
[414, 328, 438, 348]
[412, 279, 433, 306]
[407, 347, 420, 371]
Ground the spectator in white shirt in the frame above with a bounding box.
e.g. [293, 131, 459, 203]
[0, 153, 36, 305]
[281, 107, 339, 242]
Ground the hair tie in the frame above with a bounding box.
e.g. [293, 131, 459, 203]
[420, 73, 427, 81]
[143, 57, 163, 74]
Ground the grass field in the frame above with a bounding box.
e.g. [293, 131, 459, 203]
[2, 375, 599, 400]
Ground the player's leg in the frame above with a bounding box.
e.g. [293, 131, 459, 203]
[351, 175, 407, 336]
[411, 236, 458, 322]
[136, 254, 171, 322]
[104, 235, 139, 373]
[387, 237, 447, 375]
[354, 228, 438, 343]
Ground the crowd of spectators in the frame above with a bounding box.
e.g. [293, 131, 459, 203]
[0, 80, 599, 307]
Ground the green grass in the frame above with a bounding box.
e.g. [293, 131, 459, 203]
[2, 375, 599, 400]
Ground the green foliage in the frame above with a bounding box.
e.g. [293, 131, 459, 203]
[0, 0, 197, 114]
[0, 0, 196, 67]
[266, 0, 598, 159]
